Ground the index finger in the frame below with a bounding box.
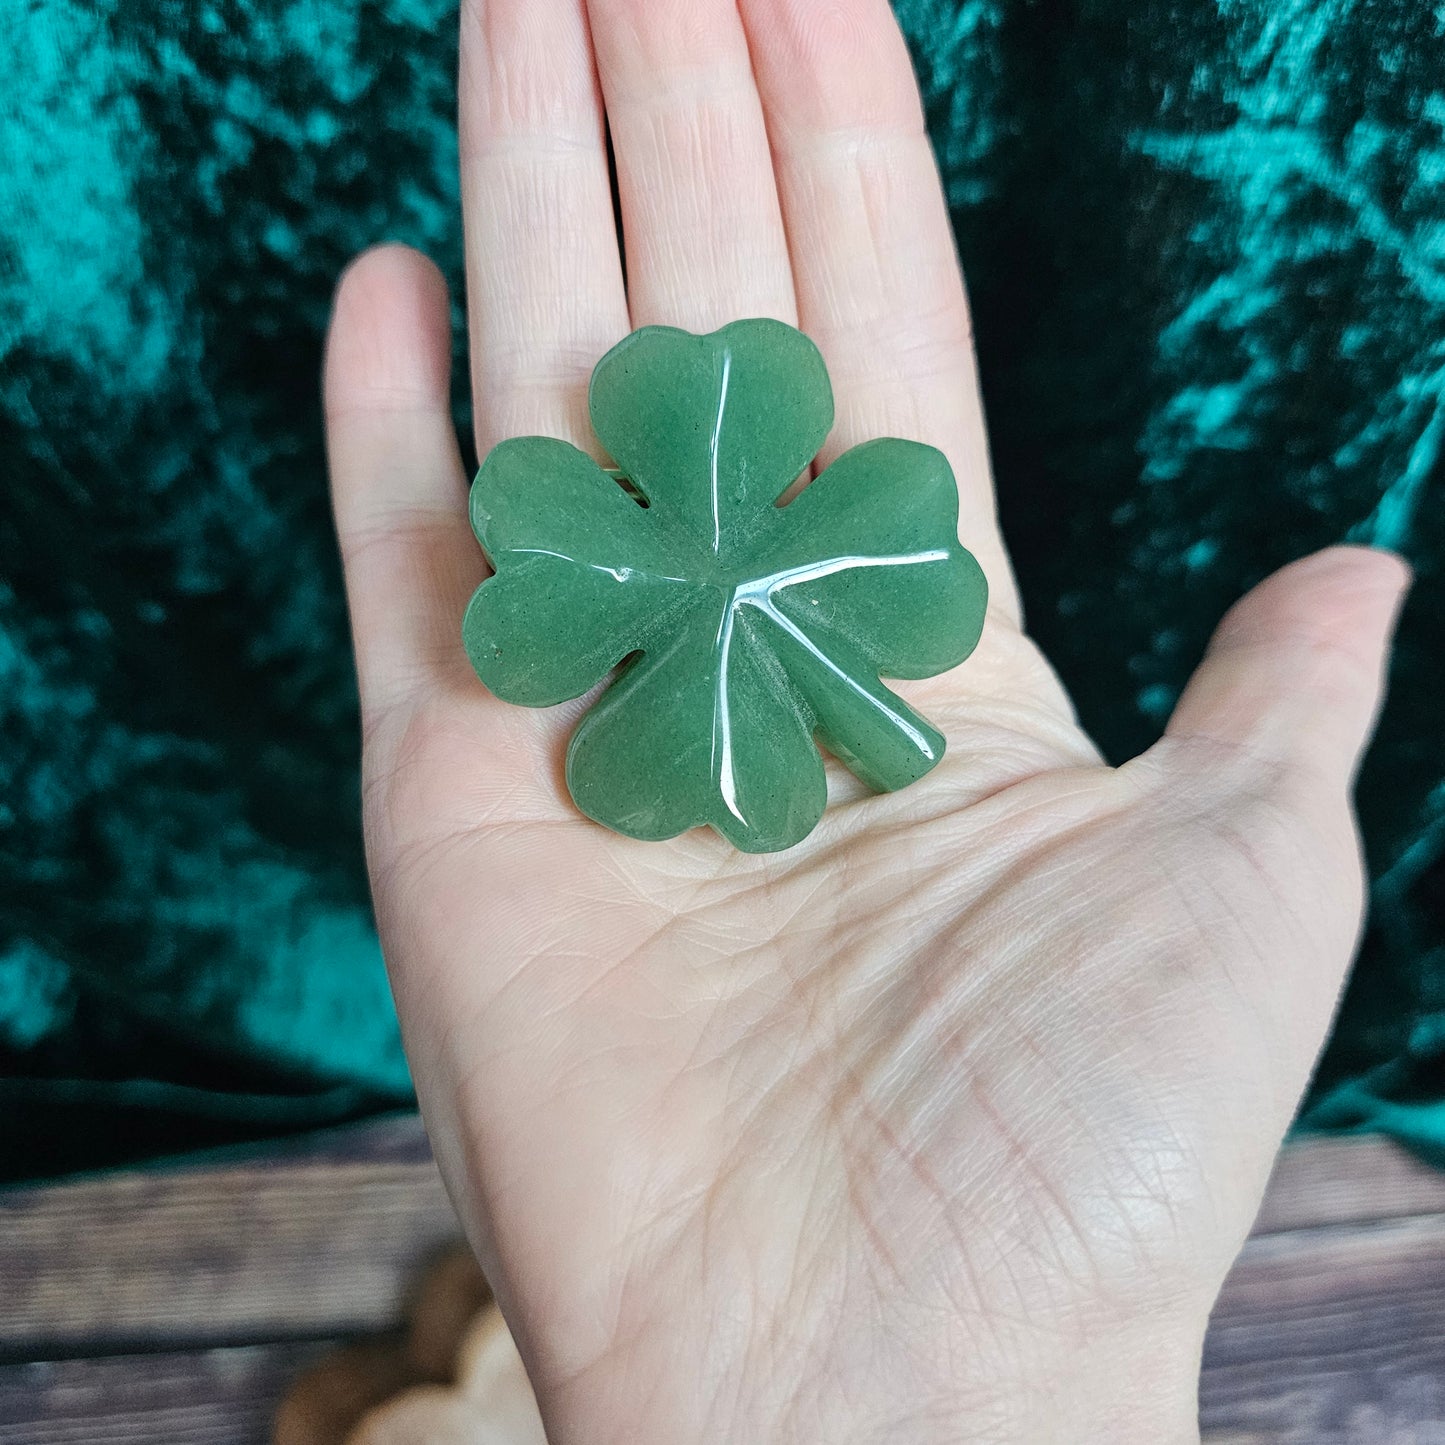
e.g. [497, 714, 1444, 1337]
[738, 0, 1018, 621]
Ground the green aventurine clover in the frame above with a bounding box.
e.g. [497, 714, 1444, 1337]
[463, 319, 988, 853]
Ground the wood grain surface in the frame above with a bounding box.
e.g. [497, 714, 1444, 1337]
[0, 1344, 332, 1445]
[3, 1116, 1444, 1442]
[1, 1115, 454, 1356]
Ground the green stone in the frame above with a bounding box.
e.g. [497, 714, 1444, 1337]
[463, 319, 988, 853]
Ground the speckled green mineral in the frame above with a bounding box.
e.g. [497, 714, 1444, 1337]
[464, 319, 988, 852]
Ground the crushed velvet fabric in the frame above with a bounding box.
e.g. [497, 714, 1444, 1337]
[1, 0, 1441, 1181]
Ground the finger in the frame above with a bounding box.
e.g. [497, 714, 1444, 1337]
[324, 245, 476, 716]
[737, 0, 1017, 618]
[460, 0, 629, 456]
[587, 0, 797, 330]
[1164, 546, 1410, 795]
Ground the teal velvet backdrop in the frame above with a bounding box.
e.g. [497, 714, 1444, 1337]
[1, 1, 1442, 1181]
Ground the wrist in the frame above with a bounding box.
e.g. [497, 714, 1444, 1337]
[1005, 1314, 1205, 1445]
[529, 1287, 1208, 1445]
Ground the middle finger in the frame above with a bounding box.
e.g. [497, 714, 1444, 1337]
[587, 0, 797, 331]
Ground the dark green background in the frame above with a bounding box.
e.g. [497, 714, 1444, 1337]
[2, 0, 1442, 1182]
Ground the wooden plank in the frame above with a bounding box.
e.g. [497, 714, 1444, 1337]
[1200, 1213, 1445, 1444]
[5, 1117, 1444, 1354]
[8, 1219, 1444, 1445]
[0, 1115, 459, 1356]
[1250, 1134, 1445, 1236]
[7, 1117, 1445, 1440]
[0, 1343, 331, 1445]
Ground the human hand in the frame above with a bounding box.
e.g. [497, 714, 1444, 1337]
[322, 2, 1408, 1440]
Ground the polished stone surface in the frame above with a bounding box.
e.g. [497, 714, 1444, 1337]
[464, 320, 988, 852]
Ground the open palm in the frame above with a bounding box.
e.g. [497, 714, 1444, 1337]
[323, 2, 1406, 1440]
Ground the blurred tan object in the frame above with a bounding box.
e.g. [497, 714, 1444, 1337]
[347, 1305, 544, 1443]
[347, 1385, 505, 1444]
[274, 1340, 421, 1445]
[456, 1306, 546, 1435]
[276, 1246, 498, 1445]
[406, 1247, 492, 1380]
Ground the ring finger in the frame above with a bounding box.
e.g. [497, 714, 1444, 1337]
[460, 0, 630, 459]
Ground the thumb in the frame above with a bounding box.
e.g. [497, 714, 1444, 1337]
[1164, 546, 1410, 794]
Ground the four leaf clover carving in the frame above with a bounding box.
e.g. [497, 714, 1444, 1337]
[463, 319, 987, 853]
